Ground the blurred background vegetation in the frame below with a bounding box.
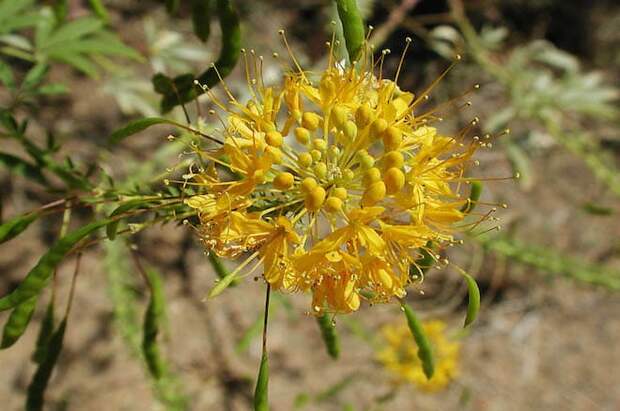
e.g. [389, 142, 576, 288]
[1, 0, 619, 410]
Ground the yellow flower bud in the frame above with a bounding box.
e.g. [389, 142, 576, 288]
[273, 172, 294, 190]
[314, 162, 327, 179]
[331, 105, 348, 128]
[370, 118, 388, 138]
[383, 126, 403, 150]
[342, 169, 355, 181]
[362, 181, 386, 206]
[328, 145, 340, 160]
[301, 177, 318, 193]
[302, 112, 321, 131]
[343, 120, 358, 140]
[262, 122, 276, 132]
[265, 130, 283, 147]
[383, 151, 404, 169]
[313, 138, 327, 151]
[359, 153, 374, 169]
[363, 167, 382, 186]
[298, 152, 313, 168]
[310, 149, 322, 161]
[383, 167, 405, 194]
[332, 187, 348, 200]
[305, 186, 326, 211]
[265, 146, 282, 163]
[325, 196, 343, 212]
[355, 103, 373, 128]
[295, 127, 311, 145]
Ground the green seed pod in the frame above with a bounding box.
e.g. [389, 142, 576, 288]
[191, 0, 213, 42]
[316, 314, 340, 359]
[335, 0, 365, 63]
[401, 303, 434, 379]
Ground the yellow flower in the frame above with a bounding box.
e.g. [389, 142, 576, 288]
[377, 320, 460, 392]
[183, 33, 491, 313]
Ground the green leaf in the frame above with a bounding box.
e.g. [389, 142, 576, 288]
[254, 351, 269, 411]
[478, 235, 620, 290]
[51, 51, 99, 77]
[52, 0, 68, 24]
[459, 270, 480, 327]
[39, 17, 103, 49]
[109, 117, 175, 144]
[316, 314, 339, 359]
[142, 268, 166, 380]
[582, 202, 614, 216]
[0, 152, 47, 185]
[191, 0, 212, 42]
[106, 199, 160, 240]
[25, 318, 67, 411]
[0, 219, 110, 311]
[208, 252, 240, 287]
[0, 212, 39, 244]
[401, 303, 434, 379]
[87, 0, 109, 22]
[1, 296, 37, 348]
[208, 268, 239, 298]
[22, 63, 49, 90]
[0, 59, 15, 89]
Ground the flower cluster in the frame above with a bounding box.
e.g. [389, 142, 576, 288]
[184, 37, 485, 314]
[377, 320, 460, 391]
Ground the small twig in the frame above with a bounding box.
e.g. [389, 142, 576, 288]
[369, 0, 421, 48]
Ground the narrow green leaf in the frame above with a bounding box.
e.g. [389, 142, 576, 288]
[87, 0, 109, 22]
[0, 152, 47, 185]
[32, 301, 55, 364]
[0, 219, 110, 311]
[22, 63, 49, 90]
[335, 0, 365, 62]
[459, 270, 480, 327]
[316, 314, 339, 359]
[582, 202, 614, 216]
[142, 268, 166, 380]
[52, 0, 68, 24]
[191, 0, 212, 42]
[208, 269, 239, 298]
[1, 296, 37, 348]
[460, 180, 482, 214]
[478, 235, 620, 290]
[254, 352, 269, 411]
[0, 60, 15, 89]
[106, 199, 160, 240]
[51, 52, 100, 77]
[208, 252, 240, 287]
[109, 117, 175, 144]
[0, 212, 39, 244]
[401, 303, 434, 379]
[41, 17, 104, 49]
[25, 318, 67, 411]
[45, 36, 142, 60]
